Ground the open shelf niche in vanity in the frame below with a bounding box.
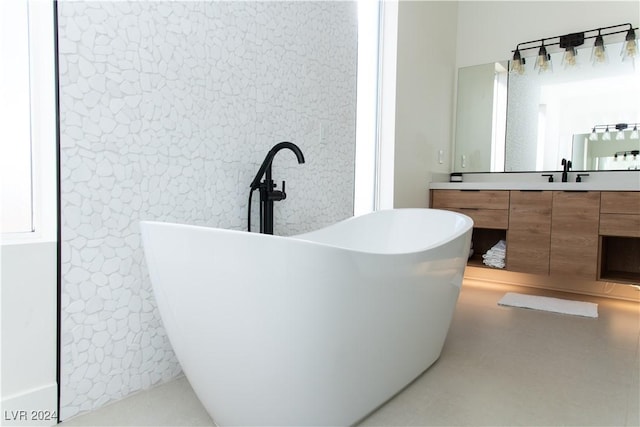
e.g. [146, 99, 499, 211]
[598, 192, 640, 284]
[430, 178, 640, 300]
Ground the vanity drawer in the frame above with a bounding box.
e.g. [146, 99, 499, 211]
[443, 208, 509, 230]
[600, 213, 640, 238]
[431, 190, 509, 210]
[600, 192, 640, 214]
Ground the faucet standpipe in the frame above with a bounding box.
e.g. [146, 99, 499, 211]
[561, 158, 572, 182]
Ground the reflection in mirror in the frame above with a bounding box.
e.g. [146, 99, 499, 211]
[454, 62, 507, 172]
[505, 41, 639, 172]
[453, 41, 640, 173]
[572, 130, 640, 170]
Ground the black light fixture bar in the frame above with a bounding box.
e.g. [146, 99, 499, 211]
[512, 23, 637, 54]
[591, 122, 639, 132]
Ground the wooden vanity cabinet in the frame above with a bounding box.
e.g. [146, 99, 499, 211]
[507, 191, 552, 275]
[431, 188, 640, 293]
[549, 191, 601, 280]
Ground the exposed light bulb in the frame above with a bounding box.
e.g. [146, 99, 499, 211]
[623, 39, 637, 58]
[535, 44, 551, 73]
[631, 125, 639, 140]
[591, 34, 607, 65]
[589, 127, 599, 141]
[602, 127, 611, 141]
[510, 49, 525, 75]
[622, 28, 637, 61]
[562, 47, 577, 68]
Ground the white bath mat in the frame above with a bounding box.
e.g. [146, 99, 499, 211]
[498, 292, 598, 318]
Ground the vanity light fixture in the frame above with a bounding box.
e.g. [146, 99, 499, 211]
[614, 150, 640, 160]
[510, 23, 638, 75]
[589, 123, 640, 141]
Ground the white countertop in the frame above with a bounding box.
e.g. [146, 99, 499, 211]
[429, 171, 640, 191]
[429, 181, 640, 191]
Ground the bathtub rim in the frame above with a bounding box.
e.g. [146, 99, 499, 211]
[140, 208, 473, 256]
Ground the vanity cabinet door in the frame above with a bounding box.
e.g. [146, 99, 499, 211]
[507, 191, 552, 275]
[549, 191, 600, 279]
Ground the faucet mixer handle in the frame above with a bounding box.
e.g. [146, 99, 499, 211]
[576, 173, 589, 182]
[542, 174, 554, 182]
[269, 181, 287, 201]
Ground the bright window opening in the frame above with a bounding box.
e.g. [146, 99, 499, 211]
[1, 0, 57, 242]
[354, 0, 381, 216]
[1, 0, 34, 233]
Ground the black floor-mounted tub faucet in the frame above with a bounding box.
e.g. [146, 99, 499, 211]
[248, 142, 305, 234]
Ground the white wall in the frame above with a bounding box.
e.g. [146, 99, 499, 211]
[393, 1, 458, 208]
[57, 1, 357, 420]
[1, 243, 58, 426]
[456, 1, 640, 68]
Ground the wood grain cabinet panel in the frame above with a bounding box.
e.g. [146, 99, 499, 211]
[431, 190, 509, 209]
[549, 191, 600, 280]
[431, 190, 509, 229]
[440, 208, 509, 229]
[507, 191, 552, 275]
[599, 214, 640, 238]
[600, 192, 640, 214]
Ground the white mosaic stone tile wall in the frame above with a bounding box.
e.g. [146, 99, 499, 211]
[58, 1, 357, 419]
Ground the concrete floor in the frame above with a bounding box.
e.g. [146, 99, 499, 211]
[61, 280, 640, 426]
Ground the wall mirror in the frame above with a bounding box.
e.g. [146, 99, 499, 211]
[454, 41, 640, 173]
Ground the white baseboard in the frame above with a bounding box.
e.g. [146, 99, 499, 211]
[1, 383, 58, 426]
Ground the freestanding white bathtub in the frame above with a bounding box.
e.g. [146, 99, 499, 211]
[140, 208, 473, 426]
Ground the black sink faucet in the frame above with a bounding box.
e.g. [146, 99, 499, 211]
[248, 142, 305, 234]
[561, 158, 572, 182]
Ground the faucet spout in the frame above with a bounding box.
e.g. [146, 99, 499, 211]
[250, 142, 305, 190]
